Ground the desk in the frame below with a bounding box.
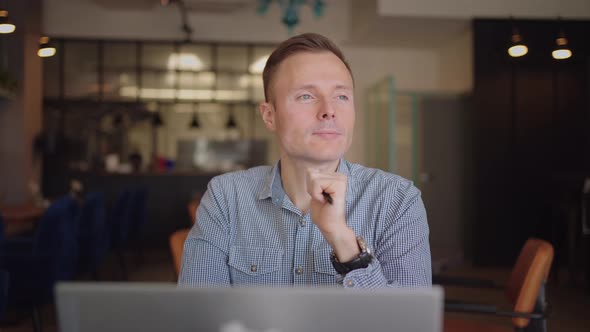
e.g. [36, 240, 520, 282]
[1, 203, 45, 236]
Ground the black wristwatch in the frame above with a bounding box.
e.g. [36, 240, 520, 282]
[330, 236, 373, 275]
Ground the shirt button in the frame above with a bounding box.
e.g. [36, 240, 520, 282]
[295, 267, 303, 275]
[345, 279, 355, 287]
[250, 264, 257, 273]
[299, 218, 306, 227]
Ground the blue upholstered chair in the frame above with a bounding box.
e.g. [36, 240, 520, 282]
[77, 192, 109, 279]
[0, 196, 80, 332]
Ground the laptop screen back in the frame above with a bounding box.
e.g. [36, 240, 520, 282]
[56, 282, 443, 332]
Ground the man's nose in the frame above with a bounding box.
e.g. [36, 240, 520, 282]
[317, 99, 336, 120]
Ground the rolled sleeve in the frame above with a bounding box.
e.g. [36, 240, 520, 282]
[338, 183, 432, 289]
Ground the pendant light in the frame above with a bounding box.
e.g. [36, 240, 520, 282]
[152, 103, 164, 127]
[152, 112, 164, 127]
[38, 36, 56, 58]
[226, 104, 237, 129]
[508, 26, 528, 58]
[0, 10, 15, 34]
[189, 103, 200, 129]
[257, 0, 326, 32]
[552, 29, 572, 60]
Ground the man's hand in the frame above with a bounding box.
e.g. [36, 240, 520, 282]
[306, 169, 359, 262]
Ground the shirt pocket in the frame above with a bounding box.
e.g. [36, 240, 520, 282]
[228, 246, 283, 283]
[313, 247, 338, 276]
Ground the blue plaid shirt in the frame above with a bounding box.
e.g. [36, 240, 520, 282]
[179, 160, 431, 288]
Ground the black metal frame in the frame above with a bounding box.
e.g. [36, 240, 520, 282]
[45, 37, 275, 106]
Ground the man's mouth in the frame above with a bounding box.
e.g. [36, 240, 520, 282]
[312, 130, 343, 139]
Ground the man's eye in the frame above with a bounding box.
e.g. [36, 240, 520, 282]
[298, 94, 312, 100]
[337, 95, 349, 101]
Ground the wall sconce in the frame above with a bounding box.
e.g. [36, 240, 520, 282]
[508, 27, 528, 58]
[38, 36, 56, 58]
[552, 30, 572, 60]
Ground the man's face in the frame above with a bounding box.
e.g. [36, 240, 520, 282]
[260, 51, 355, 165]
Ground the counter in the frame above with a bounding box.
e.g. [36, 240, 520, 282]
[44, 170, 220, 249]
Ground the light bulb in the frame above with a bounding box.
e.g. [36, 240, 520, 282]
[38, 47, 56, 57]
[552, 49, 572, 60]
[0, 22, 15, 33]
[508, 44, 528, 57]
[0, 10, 15, 33]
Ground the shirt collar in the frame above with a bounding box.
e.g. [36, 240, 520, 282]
[258, 159, 354, 205]
[257, 160, 279, 201]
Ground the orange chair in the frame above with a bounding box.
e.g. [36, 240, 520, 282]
[443, 238, 554, 332]
[169, 228, 190, 277]
[186, 195, 200, 226]
[169, 193, 203, 278]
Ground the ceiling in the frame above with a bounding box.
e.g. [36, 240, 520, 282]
[89, 0, 470, 48]
[92, 0, 253, 12]
[346, 0, 470, 48]
[347, 15, 470, 48]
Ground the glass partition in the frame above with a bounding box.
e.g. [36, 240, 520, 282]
[103, 42, 137, 101]
[64, 41, 98, 99]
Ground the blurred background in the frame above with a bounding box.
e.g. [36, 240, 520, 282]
[0, 0, 589, 331]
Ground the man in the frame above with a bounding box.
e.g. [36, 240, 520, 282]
[179, 33, 431, 288]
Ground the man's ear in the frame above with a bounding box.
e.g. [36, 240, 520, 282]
[259, 102, 276, 132]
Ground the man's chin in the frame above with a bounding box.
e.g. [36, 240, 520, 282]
[305, 151, 345, 164]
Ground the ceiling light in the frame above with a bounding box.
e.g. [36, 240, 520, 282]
[38, 36, 56, 58]
[226, 104, 237, 129]
[508, 28, 528, 58]
[552, 30, 572, 60]
[0, 10, 15, 34]
[152, 111, 164, 127]
[257, 0, 325, 31]
[167, 53, 203, 71]
[189, 103, 200, 129]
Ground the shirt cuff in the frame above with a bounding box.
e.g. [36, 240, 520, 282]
[336, 259, 388, 288]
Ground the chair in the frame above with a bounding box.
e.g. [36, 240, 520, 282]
[0, 270, 8, 320]
[0, 196, 80, 332]
[0, 214, 4, 240]
[127, 187, 148, 265]
[581, 177, 590, 290]
[442, 238, 554, 332]
[169, 194, 202, 278]
[109, 189, 133, 280]
[30, 196, 80, 281]
[109, 187, 149, 279]
[169, 229, 190, 277]
[77, 192, 109, 280]
[186, 192, 202, 225]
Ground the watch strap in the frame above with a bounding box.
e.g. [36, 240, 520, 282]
[330, 237, 373, 275]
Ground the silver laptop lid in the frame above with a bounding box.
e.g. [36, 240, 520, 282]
[56, 282, 443, 332]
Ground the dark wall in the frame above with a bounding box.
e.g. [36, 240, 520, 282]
[472, 19, 590, 266]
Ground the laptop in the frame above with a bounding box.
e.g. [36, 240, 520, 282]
[56, 282, 443, 332]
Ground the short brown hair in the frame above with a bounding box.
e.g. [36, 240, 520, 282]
[262, 32, 353, 102]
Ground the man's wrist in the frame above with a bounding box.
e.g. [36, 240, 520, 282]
[323, 226, 359, 262]
[330, 236, 374, 275]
